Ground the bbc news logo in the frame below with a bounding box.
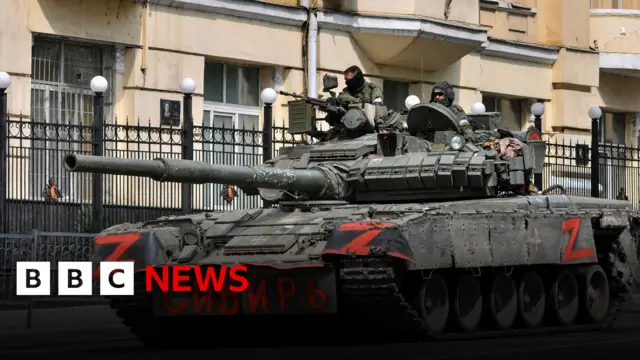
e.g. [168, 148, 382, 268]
[16, 262, 249, 296]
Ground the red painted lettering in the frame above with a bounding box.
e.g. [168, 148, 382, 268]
[92, 233, 141, 278]
[145, 266, 169, 292]
[229, 265, 249, 292]
[219, 287, 240, 314]
[339, 222, 393, 231]
[172, 265, 192, 292]
[277, 277, 296, 312]
[561, 218, 596, 262]
[192, 290, 214, 313]
[194, 266, 227, 292]
[162, 292, 188, 314]
[248, 279, 268, 314]
[307, 277, 327, 310]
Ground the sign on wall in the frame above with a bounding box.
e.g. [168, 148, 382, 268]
[160, 99, 181, 126]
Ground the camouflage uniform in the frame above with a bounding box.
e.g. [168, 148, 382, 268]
[429, 81, 476, 143]
[337, 65, 389, 129]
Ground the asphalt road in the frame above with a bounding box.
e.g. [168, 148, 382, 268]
[2, 304, 640, 359]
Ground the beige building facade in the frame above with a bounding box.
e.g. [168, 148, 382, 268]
[1, 0, 640, 207]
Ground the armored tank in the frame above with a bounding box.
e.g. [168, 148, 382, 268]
[63, 81, 639, 347]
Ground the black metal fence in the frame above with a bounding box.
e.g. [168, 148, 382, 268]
[543, 139, 640, 207]
[1, 116, 639, 234]
[1, 117, 307, 234]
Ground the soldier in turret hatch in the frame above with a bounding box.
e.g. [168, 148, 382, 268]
[429, 81, 476, 144]
[337, 65, 389, 130]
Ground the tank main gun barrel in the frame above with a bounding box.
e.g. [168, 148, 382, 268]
[63, 154, 330, 193]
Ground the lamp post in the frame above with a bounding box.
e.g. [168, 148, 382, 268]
[0, 71, 11, 233]
[404, 95, 421, 111]
[530, 102, 544, 133]
[588, 106, 602, 198]
[180, 77, 196, 215]
[530, 102, 544, 191]
[90, 75, 108, 233]
[260, 88, 277, 163]
[471, 102, 486, 114]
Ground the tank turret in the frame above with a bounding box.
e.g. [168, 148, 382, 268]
[64, 102, 544, 204]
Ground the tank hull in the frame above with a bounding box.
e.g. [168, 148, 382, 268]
[97, 195, 640, 347]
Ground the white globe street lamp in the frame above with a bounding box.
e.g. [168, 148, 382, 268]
[531, 102, 545, 117]
[471, 102, 486, 114]
[90, 76, 108, 94]
[261, 88, 278, 104]
[404, 95, 420, 110]
[588, 106, 602, 120]
[0, 72, 11, 90]
[180, 77, 196, 94]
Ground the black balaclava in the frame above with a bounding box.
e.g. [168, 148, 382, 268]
[430, 81, 456, 107]
[344, 65, 365, 92]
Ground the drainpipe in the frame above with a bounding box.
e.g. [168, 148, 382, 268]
[301, 0, 318, 97]
[141, 0, 149, 72]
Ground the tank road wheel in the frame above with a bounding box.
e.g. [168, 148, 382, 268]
[487, 273, 518, 330]
[416, 274, 450, 334]
[452, 273, 483, 332]
[517, 271, 546, 328]
[580, 265, 610, 324]
[548, 270, 579, 326]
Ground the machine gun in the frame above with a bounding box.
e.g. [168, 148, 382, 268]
[281, 74, 378, 141]
[279, 80, 345, 116]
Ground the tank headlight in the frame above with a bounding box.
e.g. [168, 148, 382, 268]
[450, 135, 465, 151]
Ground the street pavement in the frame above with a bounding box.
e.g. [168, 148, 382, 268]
[2, 299, 640, 359]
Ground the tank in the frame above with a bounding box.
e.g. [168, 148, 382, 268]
[63, 84, 640, 347]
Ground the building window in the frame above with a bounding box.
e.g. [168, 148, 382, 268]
[29, 37, 114, 201]
[201, 60, 261, 210]
[383, 79, 410, 112]
[203, 61, 260, 106]
[601, 112, 626, 145]
[591, 0, 623, 8]
[481, 95, 523, 131]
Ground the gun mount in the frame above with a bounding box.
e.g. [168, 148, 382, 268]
[281, 74, 377, 141]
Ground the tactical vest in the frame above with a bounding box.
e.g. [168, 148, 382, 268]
[339, 82, 381, 104]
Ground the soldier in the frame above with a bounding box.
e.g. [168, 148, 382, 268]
[429, 81, 476, 143]
[337, 65, 389, 130]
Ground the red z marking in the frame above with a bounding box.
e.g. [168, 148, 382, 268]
[338, 222, 394, 255]
[561, 218, 596, 262]
[92, 233, 141, 278]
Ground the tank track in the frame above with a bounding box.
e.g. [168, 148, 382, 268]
[106, 228, 634, 347]
[337, 230, 633, 342]
[106, 277, 183, 348]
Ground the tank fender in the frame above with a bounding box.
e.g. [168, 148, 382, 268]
[321, 221, 414, 262]
[91, 230, 167, 278]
